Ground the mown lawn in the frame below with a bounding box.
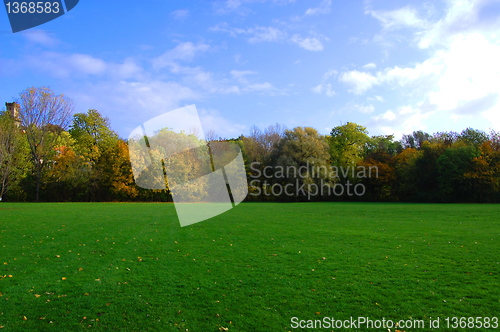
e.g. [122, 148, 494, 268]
[0, 202, 499, 331]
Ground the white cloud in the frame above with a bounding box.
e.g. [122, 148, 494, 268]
[230, 70, 257, 80]
[362, 63, 376, 69]
[248, 26, 285, 43]
[366, 5, 426, 31]
[368, 0, 500, 49]
[39, 53, 143, 80]
[341, 31, 500, 134]
[416, 0, 496, 49]
[212, 22, 327, 51]
[377, 110, 397, 121]
[68, 79, 201, 137]
[311, 83, 335, 96]
[368, 105, 432, 138]
[312, 69, 338, 97]
[68, 54, 107, 75]
[482, 107, 500, 129]
[198, 108, 246, 138]
[355, 104, 375, 114]
[21, 30, 59, 47]
[211, 23, 286, 43]
[304, 0, 331, 16]
[339, 70, 379, 95]
[368, 95, 384, 102]
[153, 42, 210, 69]
[427, 33, 500, 110]
[243, 82, 286, 95]
[229, 70, 284, 95]
[23, 52, 113, 78]
[291, 35, 324, 51]
[322, 69, 338, 80]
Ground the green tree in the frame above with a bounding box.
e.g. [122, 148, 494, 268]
[70, 109, 118, 162]
[401, 130, 431, 149]
[366, 135, 402, 156]
[412, 141, 447, 201]
[69, 109, 120, 200]
[458, 128, 489, 147]
[329, 122, 370, 167]
[436, 144, 480, 202]
[0, 110, 29, 201]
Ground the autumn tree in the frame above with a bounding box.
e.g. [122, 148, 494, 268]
[69, 109, 124, 200]
[240, 124, 285, 198]
[393, 148, 422, 201]
[16, 87, 73, 201]
[241, 124, 285, 165]
[270, 127, 332, 201]
[97, 139, 138, 200]
[462, 141, 500, 202]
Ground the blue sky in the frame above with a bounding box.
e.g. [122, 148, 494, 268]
[1, 0, 500, 139]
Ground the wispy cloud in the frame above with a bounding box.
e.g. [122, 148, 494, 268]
[171, 9, 190, 20]
[22, 51, 141, 79]
[248, 26, 286, 43]
[366, 5, 426, 31]
[312, 83, 335, 97]
[212, 23, 325, 51]
[21, 30, 59, 47]
[291, 35, 324, 51]
[211, 23, 286, 43]
[152, 42, 211, 69]
[215, 0, 296, 14]
[362, 63, 376, 70]
[304, 0, 331, 16]
[354, 104, 375, 114]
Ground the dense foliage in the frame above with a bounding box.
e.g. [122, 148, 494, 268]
[1, 87, 499, 202]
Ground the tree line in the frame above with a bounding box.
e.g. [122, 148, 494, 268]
[1, 87, 499, 203]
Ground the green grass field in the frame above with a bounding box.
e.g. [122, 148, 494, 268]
[0, 202, 499, 331]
